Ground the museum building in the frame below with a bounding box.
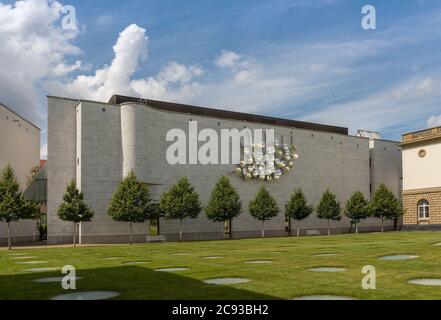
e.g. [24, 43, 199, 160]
[47, 95, 402, 244]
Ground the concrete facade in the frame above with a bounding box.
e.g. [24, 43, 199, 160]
[0, 102, 40, 245]
[47, 95, 402, 244]
[400, 127, 441, 229]
[369, 139, 402, 199]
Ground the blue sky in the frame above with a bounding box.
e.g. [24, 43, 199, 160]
[1, 0, 441, 157]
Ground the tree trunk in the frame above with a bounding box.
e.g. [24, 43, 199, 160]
[296, 226, 300, 238]
[79, 221, 82, 245]
[327, 219, 330, 236]
[355, 223, 358, 235]
[7, 222, 11, 250]
[129, 221, 133, 245]
[73, 222, 76, 247]
[33, 219, 37, 243]
[261, 220, 265, 238]
[381, 217, 384, 232]
[179, 219, 183, 242]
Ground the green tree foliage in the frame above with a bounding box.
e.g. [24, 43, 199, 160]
[58, 180, 94, 246]
[248, 186, 279, 238]
[108, 171, 154, 244]
[0, 165, 26, 249]
[370, 184, 403, 232]
[205, 176, 241, 238]
[286, 189, 313, 237]
[160, 177, 202, 241]
[316, 190, 341, 236]
[22, 200, 43, 242]
[344, 191, 370, 234]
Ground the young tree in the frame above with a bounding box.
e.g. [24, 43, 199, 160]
[58, 181, 94, 246]
[22, 200, 42, 242]
[108, 171, 154, 244]
[160, 177, 202, 242]
[205, 176, 241, 239]
[316, 190, 341, 236]
[370, 184, 403, 232]
[0, 165, 26, 250]
[286, 189, 313, 237]
[344, 191, 369, 234]
[248, 186, 279, 238]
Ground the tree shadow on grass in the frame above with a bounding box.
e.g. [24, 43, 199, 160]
[0, 266, 277, 300]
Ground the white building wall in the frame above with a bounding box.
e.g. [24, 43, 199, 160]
[402, 142, 441, 191]
[0, 104, 40, 189]
[0, 103, 40, 245]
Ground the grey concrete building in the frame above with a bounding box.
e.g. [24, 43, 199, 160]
[0, 102, 41, 245]
[47, 95, 402, 244]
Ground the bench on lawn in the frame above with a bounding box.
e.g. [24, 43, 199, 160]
[146, 235, 165, 243]
[306, 229, 321, 236]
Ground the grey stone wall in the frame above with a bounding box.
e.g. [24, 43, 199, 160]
[47, 97, 403, 244]
[370, 139, 403, 197]
[369, 139, 403, 227]
[47, 97, 78, 244]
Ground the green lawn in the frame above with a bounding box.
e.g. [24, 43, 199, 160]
[1, 231, 441, 300]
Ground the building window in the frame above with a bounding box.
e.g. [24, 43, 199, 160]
[418, 199, 430, 220]
[418, 149, 426, 158]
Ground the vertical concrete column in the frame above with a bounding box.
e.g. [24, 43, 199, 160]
[120, 103, 150, 178]
[75, 104, 82, 190]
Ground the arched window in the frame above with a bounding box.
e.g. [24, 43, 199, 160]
[418, 200, 430, 219]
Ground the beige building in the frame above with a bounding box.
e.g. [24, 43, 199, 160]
[0, 102, 41, 245]
[400, 126, 441, 229]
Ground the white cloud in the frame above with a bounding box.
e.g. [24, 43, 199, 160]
[0, 0, 84, 160]
[46, 24, 206, 103]
[27, 15, 441, 143]
[97, 12, 113, 26]
[303, 76, 441, 135]
[393, 77, 434, 99]
[417, 77, 434, 94]
[40, 143, 47, 160]
[0, 0, 81, 126]
[233, 66, 261, 84]
[157, 62, 204, 84]
[46, 24, 148, 100]
[49, 22, 427, 129]
[130, 64, 204, 102]
[52, 60, 82, 76]
[214, 50, 240, 68]
[3, 0, 441, 162]
[428, 114, 441, 128]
